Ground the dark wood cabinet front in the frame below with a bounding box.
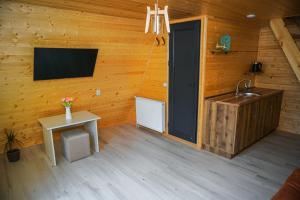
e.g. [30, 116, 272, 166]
[202, 88, 283, 158]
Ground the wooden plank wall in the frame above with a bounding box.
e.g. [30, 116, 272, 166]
[136, 43, 167, 101]
[127, 38, 168, 122]
[204, 17, 260, 97]
[0, 1, 262, 150]
[0, 1, 166, 150]
[255, 27, 300, 134]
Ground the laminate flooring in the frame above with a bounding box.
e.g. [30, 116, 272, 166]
[1, 124, 300, 200]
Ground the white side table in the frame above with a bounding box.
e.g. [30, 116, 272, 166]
[38, 111, 101, 166]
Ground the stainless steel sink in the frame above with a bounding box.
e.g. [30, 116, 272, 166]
[237, 92, 261, 97]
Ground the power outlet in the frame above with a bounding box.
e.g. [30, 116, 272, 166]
[96, 89, 101, 96]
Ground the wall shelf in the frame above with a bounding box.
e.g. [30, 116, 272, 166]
[211, 50, 258, 54]
[211, 49, 230, 54]
[244, 71, 263, 76]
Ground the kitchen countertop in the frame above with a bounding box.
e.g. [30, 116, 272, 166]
[205, 87, 283, 106]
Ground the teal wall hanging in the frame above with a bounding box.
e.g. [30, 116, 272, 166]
[219, 34, 231, 52]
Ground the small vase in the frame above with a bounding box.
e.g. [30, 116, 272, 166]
[65, 106, 72, 121]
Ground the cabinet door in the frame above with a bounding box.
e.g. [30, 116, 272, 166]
[263, 93, 283, 135]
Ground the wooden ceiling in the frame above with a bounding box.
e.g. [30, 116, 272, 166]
[9, 0, 300, 21]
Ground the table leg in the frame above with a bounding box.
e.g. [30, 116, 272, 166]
[84, 120, 100, 152]
[42, 128, 56, 166]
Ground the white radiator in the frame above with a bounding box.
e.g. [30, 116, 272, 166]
[135, 96, 165, 133]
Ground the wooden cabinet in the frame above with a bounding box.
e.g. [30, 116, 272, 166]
[202, 88, 283, 158]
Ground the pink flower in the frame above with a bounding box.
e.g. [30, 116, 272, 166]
[61, 97, 74, 104]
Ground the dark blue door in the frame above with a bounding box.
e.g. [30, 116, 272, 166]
[169, 20, 200, 143]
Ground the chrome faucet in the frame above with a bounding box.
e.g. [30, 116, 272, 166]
[236, 79, 252, 96]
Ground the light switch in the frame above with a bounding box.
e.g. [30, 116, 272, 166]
[96, 89, 101, 96]
[163, 82, 168, 88]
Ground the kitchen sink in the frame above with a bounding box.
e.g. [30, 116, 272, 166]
[236, 92, 261, 97]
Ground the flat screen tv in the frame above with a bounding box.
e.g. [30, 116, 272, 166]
[34, 47, 98, 80]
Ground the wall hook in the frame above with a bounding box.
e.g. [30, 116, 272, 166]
[155, 37, 160, 46]
[161, 36, 166, 46]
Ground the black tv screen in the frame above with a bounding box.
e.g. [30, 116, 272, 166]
[34, 48, 98, 80]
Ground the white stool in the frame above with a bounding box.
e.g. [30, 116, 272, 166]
[61, 129, 90, 162]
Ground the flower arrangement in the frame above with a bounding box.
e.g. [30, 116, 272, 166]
[61, 97, 74, 107]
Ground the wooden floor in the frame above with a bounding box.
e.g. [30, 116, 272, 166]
[1, 124, 300, 200]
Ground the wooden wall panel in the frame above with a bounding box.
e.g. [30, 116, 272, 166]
[255, 27, 300, 134]
[136, 41, 168, 101]
[0, 1, 165, 150]
[0, 1, 267, 151]
[127, 38, 168, 123]
[204, 17, 260, 97]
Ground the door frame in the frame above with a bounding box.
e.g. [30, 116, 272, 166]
[164, 16, 208, 149]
